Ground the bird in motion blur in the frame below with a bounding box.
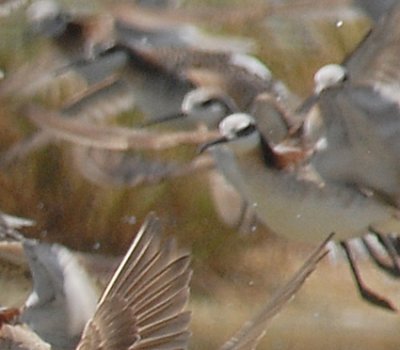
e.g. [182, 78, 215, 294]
[0, 212, 329, 349]
[0, 0, 277, 197]
[199, 1, 400, 311]
[5, 0, 298, 231]
[9, 0, 400, 311]
[0, 213, 192, 349]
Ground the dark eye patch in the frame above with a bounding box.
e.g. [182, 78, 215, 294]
[199, 98, 219, 108]
[235, 123, 256, 137]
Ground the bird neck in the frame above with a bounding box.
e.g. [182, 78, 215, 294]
[259, 134, 279, 168]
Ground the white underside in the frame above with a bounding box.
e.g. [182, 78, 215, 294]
[219, 151, 399, 242]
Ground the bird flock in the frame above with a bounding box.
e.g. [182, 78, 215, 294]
[0, 0, 400, 348]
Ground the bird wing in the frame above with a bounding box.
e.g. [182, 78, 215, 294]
[250, 92, 298, 144]
[313, 86, 400, 201]
[345, 3, 400, 104]
[77, 213, 192, 350]
[60, 78, 135, 121]
[219, 233, 331, 350]
[26, 104, 219, 151]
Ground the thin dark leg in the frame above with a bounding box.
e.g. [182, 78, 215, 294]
[389, 234, 400, 254]
[377, 233, 400, 274]
[368, 229, 400, 275]
[340, 240, 397, 312]
[362, 235, 399, 276]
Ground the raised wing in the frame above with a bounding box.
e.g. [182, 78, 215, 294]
[345, 3, 400, 104]
[219, 233, 331, 350]
[313, 85, 400, 203]
[77, 213, 192, 350]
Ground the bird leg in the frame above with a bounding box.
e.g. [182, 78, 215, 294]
[376, 233, 400, 273]
[366, 229, 400, 276]
[362, 235, 398, 276]
[340, 240, 397, 312]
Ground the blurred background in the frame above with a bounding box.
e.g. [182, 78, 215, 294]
[0, 0, 399, 348]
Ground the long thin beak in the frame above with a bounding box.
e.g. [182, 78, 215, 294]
[141, 112, 187, 128]
[198, 136, 229, 154]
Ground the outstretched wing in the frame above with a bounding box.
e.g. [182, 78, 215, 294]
[219, 233, 331, 350]
[78, 213, 192, 350]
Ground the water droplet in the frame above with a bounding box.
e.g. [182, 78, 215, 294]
[92, 241, 101, 250]
[336, 20, 343, 28]
[123, 215, 137, 225]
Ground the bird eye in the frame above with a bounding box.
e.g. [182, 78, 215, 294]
[199, 98, 218, 108]
[236, 123, 256, 137]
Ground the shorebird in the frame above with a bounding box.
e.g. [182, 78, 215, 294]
[0, 213, 192, 349]
[54, 41, 296, 125]
[3, 0, 253, 102]
[3, 37, 296, 231]
[200, 110, 400, 311]
[20, 240, 98, 349]
[120, 47, 296, 230]
[0, 1, 268, 189]
[196, 1, 400, 311]
[203, 0, 400, 248]
[26, 0, 115, 62]
[0, 213, 330, 349]
[27, 0, 253, 60]
[54, 41, 297, 228]
[0, 1, 121, 103]
[201, 113, 400, 243]
[0, 0, 254, 118]
[40, 41, 295, 158]
[301, 2, 400, 209]
[0, 229, 99, 349]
